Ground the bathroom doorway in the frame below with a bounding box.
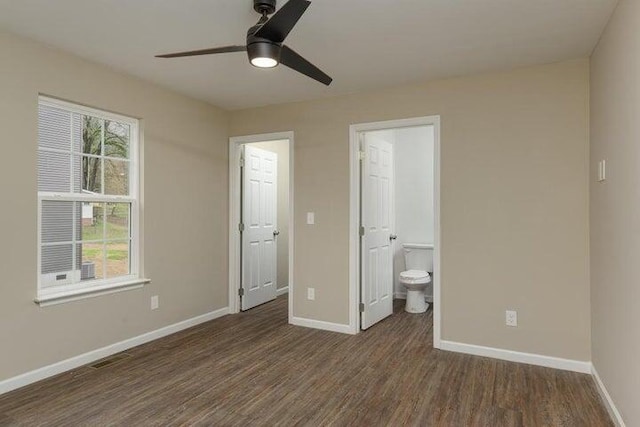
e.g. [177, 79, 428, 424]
[348, 117, 441, 347]
[229, 132, 294, 321]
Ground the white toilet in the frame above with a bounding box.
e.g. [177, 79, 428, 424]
[399, 243, 433, 313]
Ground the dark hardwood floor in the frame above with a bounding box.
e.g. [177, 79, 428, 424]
[0, 297, 612, 426]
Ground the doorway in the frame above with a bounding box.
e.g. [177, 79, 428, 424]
[229, 132, 293, 320]
[348, 117, 441, 347]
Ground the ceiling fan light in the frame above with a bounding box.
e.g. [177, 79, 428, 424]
[251, 57, 278, 68]
[247, 41, 281, 69]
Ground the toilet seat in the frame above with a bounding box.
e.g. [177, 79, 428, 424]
[399, 269, 431, 285]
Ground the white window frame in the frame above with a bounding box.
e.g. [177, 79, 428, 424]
[36, 96, 146, 305]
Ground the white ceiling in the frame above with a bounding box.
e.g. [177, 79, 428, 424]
[0, 0, 617, 110]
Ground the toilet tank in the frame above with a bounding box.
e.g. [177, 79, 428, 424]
[403, 243, 434, 272]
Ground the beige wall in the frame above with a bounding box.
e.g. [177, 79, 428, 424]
[0, 30, 229, 381]
[249, 140, 289, 290]
[590, 0, 640, 424]
[0, 26, 593, 386]
[231, 59, 591, 361]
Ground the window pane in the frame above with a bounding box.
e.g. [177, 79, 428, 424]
[81, 202, 104, 241]
[38, 98, 139, 290]
[106, 241, 130, 278]
[105, 121, 129, 159]
[82, 156, 102, 193]
[106, 203, 130, 240]
[41, 201, 74, 243]
[38, 105, 71, 151]
[38, 151, 71, 192]
[82, 116, 103, 156]
[79, 243, 104, 281]
[104, 159, 129, 195]
[41, 244, 73, 274]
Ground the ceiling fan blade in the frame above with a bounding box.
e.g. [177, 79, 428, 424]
[254, 0, 311, 43]
[156, 45, 246, 58]
[280, 45, 332, 86]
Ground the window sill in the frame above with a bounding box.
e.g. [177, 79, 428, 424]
[35, 278, 151, 307]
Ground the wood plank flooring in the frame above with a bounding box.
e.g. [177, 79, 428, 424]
[0, 298, 612, 426]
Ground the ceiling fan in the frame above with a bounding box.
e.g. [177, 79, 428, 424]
[156, 0, 332, 86]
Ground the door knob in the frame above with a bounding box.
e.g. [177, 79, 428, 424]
[389, 234, 397, 240]
[273, 230, 280, 236]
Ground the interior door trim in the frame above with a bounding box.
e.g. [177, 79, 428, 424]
[348, 116, 441, 346]
[228, 131, 294, 324]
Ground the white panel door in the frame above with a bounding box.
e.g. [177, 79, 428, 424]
[361, 133, 395, 329]
[242, 145, 278, 311]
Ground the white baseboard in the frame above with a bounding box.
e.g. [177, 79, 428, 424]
[440, 340, 591, 373]
[592, 364, 626, 426]
[277, 286, 289, 296]
[0, 306, 229, 395]
[291, 316, 355, 335]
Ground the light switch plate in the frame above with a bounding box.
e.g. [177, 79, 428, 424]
[307, 212, 315, 225]
[598, 160, 606, 182]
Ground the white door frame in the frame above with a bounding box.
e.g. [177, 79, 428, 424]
[229, 131, 294, 323]
[349, 116, 441, 348]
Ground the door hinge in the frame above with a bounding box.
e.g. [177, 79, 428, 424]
[359, 303, 365, 313]
[359, 151, 366, 161]
[239, 223, 245, 232]
[359, 226, 365, 237]
[239, 287, 244, 297]
[240, 156, 245, 167]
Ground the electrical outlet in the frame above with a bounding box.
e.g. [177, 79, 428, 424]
[307, 287, 315, 300]
[506, 310, 517, 327]
[151, 295, 159, 310]
[307, 212, 315, 225]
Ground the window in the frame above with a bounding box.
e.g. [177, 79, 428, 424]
[37, 96, 142, 303]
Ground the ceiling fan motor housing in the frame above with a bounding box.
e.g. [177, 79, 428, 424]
[254, 0, 277, 15]
[246, 21, 282, 67]
[247, 38, 281, 65]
